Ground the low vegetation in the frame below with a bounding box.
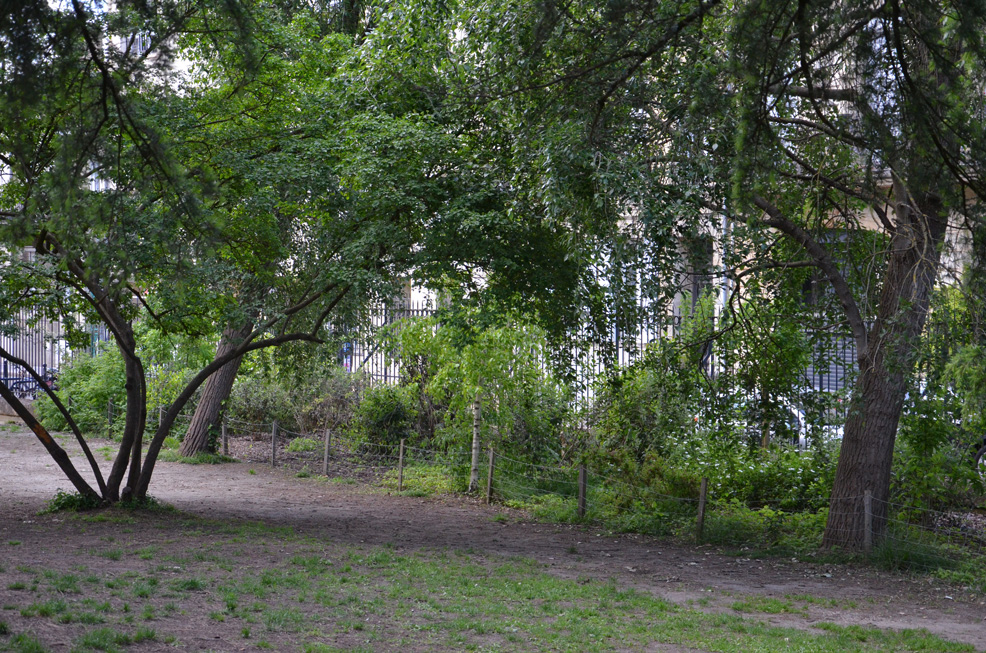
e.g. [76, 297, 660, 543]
[0, 507, 976, 652]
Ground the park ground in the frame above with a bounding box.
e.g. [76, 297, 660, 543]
[0, 423, 985, 652]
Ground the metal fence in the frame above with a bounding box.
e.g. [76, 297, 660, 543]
[338, 300, 860, 406]
[0, 307, 69, 396]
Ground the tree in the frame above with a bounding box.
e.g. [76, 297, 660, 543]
[373, 0, 986, 549]
[178, 0, 373, 456]
[0, 1, 447, 501]
[392, 310, 571, 487]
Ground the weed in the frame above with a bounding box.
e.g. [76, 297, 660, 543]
[21, 599, 68, 617]
[98, 549, 124, 561]
[73, 626, 132, 652]
[42, 490, 104, 513]
[286, 437, 322, 453]
[5, 633, 46, 653]
[171, 578, 206, 592]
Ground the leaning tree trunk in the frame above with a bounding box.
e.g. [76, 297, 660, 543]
[821, 185, 948, 550]
[0, 380, 99, 500]
[179, 322, 253, 456]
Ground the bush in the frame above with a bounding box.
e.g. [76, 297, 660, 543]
[353, 383, 419, 447]
[285, 437, 322, 453]
[590, 342, 701, 463]
[41, 490, 105, 513]
[227, 374, 297, 430]
[35, 348, 127, 436]
[892, 394, 983, 520]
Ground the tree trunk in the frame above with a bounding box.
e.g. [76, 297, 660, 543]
[468, 393, 481, 492]
[104, 327, 145, 502]
[179, 322, 253, 456]
[822, 185, 948, 550]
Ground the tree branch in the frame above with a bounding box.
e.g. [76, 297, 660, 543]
[752, 194, 868, 358]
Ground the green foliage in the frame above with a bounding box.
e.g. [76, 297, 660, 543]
[703, 502, 828, 553]
[353, 383, 419, 447]
[893, 395, 983, 518]
[871, 524, 962, 575]
[382, 464, 468, 495]
[156, 451, 235, 465]
[285, 437, 322, 454]
[591, 340, 703, 463]
[226, 361, 363, 436]
[35, 348, 127, 436]
[42, 491, 105, 514]
[391, 313, 572, 463]
[227, 375, 297, 431]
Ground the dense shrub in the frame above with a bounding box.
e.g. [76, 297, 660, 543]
[893, 394, 983, 519]
[353, 382, 419, 447]
[391, 314, 574, 464]
[226, 374, 297, 430]
[35, 348, 127, 436]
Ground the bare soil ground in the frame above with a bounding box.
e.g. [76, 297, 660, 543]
[1, 425, 985, 651]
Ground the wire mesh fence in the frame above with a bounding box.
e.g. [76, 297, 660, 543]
[200, 414, 985, 585]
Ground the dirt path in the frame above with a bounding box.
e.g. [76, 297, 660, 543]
[2, 427, 985, 650]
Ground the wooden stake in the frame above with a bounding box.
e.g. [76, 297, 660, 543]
[221, 417, 228, 456]
[270, 420, 278, 468]
[696, 477, 708, 543]
[322, 429, 331, 476]
[398, 439, 406, 492]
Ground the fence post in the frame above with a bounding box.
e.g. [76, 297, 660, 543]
[485, 445, 495, 504]
[577, 464, 587, 519]
[398, 439, 406, 492]
[221, 417, 228, 456]
[270, 420, 278, 468]
[322, 429, 331, 476]
[863, 490, 873, 554]
[696, 477, 708, 543]
[107, 399, 113, 439]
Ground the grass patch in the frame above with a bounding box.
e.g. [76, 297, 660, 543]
[72, 626, 132, 652]
[286, 437, 322, 454]
[381, 463, 465, 495]
[730, 596, 804, 615]
[0, 505, 978, 652]
[156, 450, 235, 465]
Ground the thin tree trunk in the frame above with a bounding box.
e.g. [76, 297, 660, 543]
[123, 355, 147, 499]
[103, 330, 143, 502]
[0, 346, 106, 496]
[468, 393, 481, 492]
[822, 186, 947, 550]
[179, 322, 253, 456]
[0, 380, 99, 500]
